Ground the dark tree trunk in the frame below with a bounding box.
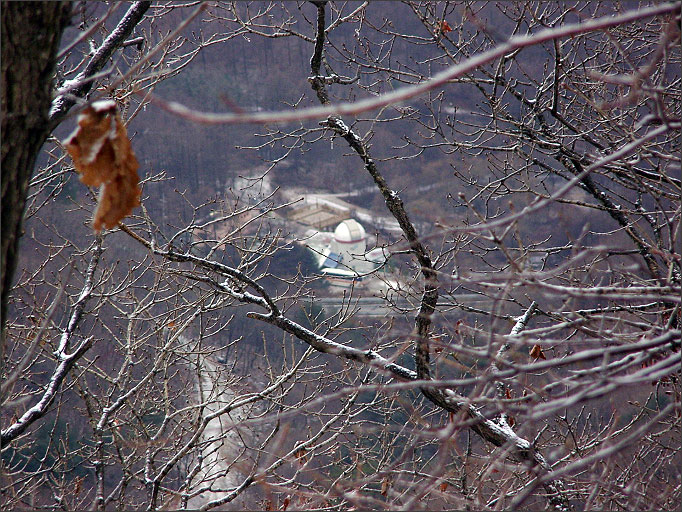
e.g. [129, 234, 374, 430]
[1, 2, 72, 358]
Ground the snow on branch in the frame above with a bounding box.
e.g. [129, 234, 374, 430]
[1, 238, 103, 446]
[49, 1, 151, 128]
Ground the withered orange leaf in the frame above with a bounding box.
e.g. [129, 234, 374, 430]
[529, 344, 546, 360]
[64, 100, 141, 232]
[381, 477, 390, 496]
[294, 447, 308, 465]
[439, 482, 448, 492]
[440, 20, 453, 33]
[73, 476, 84, 496]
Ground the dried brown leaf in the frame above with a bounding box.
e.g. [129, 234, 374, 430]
[381, 477, 391, 496]
[294, 447, 308, 465]
[530, 344, 546, 360]
[65, 100, 141, 231]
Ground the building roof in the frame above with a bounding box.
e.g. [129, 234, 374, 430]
[287, 204, 347, 229]
[334, 219, 366, 244]
[322, 252, 342, 268]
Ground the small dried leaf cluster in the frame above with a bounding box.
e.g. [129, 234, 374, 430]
[65, 100, 140, 231]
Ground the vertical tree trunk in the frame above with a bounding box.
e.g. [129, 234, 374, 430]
[1, 2, 72, 360]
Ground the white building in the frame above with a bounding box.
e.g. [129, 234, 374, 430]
[310, 219, 387, 285]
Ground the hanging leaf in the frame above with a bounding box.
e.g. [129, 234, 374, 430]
[439, 482, 448, 492]
[73, 476, 84, 496]
[381, 477, 391, 496]
[529, 344, 546, 360]
[294, 447, 308, 465]
[440, 20, 453, 33]
[64, 100, 141, 232]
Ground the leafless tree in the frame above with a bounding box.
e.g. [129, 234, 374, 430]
[2, 2, 680, 511]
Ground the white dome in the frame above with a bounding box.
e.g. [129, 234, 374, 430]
[334, 219, 366, 244]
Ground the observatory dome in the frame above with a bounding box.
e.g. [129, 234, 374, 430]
[334, 219, 366, 244]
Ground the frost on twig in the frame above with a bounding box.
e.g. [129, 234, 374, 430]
[49, 1, 151, 127]
[1, 238, 102, 446]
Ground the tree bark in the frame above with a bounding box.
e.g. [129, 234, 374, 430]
[1, 2, 72, 364]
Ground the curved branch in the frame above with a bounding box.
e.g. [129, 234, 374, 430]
[143, 2, 680, 126]
[122, 221, 584, 509]
[309, 2, 438, 384]
[306, 5, 571, 510]
[49, 1, 151, 129]
[1, 237, 103, 446]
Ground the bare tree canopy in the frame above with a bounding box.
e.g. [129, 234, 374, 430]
[2, 2, 680, 511]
